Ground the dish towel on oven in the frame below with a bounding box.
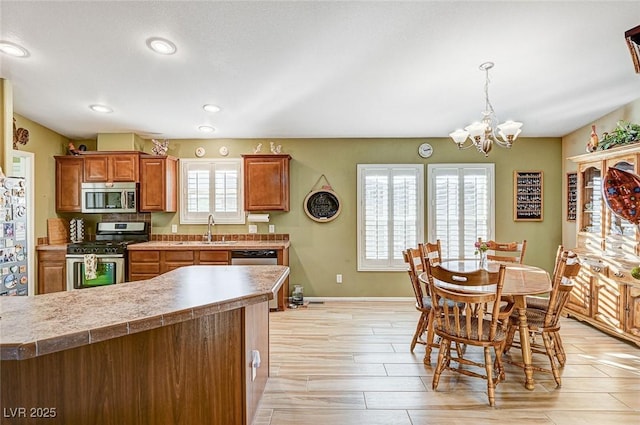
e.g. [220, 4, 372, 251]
[83, 254, 97, 280]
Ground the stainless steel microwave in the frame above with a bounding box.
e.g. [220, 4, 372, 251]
[81, 182, 137, 213]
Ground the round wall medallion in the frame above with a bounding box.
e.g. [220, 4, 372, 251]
[304, 189, 341, 222]
[195, 147, 205, 157]
[219, 146, 229, 156]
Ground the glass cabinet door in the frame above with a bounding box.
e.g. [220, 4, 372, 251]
[607, 161, 635, 236]
[581, 166, 602, 235]
[605, 159, 637, 256]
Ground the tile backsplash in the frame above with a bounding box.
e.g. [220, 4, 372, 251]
[150, 233, 289, 242]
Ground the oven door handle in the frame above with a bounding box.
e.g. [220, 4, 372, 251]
[66, 254, 125, 259]
[73, 264, 82, 289]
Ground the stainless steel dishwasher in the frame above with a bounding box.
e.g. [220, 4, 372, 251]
[231, 250, 279, 310]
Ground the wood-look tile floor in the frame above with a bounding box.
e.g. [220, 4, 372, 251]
[253, 301, 640, 425]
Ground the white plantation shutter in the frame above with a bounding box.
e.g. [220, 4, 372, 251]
[357, 164, 424, 271]
[214, 163, 240, 214]
[180, 159, 244, 224]
[186, 165, 210, 213]
[428, 164, 494, 260]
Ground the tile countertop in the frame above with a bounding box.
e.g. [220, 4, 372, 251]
[127, 240, 290, 250]
[0, 265, 289, 361]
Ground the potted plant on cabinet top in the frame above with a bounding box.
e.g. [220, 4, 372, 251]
[597, 120, 640, 150]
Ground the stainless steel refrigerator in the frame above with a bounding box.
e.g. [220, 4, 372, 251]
[1, 176, 29, 296]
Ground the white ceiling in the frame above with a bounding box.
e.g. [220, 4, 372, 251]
[1, 1, 640, 141]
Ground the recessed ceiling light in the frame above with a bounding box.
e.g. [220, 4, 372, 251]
[203, 104, 221, 113]
[146, 37, 177, 55]
[198, 125, 216, 133]
[0, 41, 29, 58]
[89, 104, 113, 113]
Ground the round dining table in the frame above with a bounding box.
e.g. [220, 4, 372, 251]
[419, 259, 552, 390]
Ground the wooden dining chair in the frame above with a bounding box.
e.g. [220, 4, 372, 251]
[402, 248, 438, 363]
[420, 240, 442, 267]
[480, 238, 527, 322]
[423, 261, 507, 407]
[503, 249, 581, 386]
[523, 247, 581, 368]
[525, 244, 566, 312]
[482, 239, 527, 264]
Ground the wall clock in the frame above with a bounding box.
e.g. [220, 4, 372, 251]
[418, 143, 433, 158]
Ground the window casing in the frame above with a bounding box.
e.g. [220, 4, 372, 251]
[180, 158, 244, 224]
[357, 164, 424, 271]
[427, 163, 495, 261]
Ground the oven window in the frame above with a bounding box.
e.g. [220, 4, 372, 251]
[75, 262, 117, 287]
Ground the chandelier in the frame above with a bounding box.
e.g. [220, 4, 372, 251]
[449, 62, 522, 156]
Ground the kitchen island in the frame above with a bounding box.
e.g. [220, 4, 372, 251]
[0, 265, 289, 425]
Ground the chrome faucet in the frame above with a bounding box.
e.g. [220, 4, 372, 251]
[207, 214, 215, 242]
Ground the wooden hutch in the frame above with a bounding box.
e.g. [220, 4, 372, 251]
[568, 143, 640, 347]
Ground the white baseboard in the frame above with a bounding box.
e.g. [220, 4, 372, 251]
[301, 297, 414, 302]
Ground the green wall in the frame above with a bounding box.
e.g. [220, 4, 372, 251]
[7, 114, 565, 299]
[144, 136, 563, 298]
[12, 114, 69, 240]
[7, 92, 640, 299]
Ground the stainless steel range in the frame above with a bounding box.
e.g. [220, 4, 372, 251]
[66, 222, 149, 290]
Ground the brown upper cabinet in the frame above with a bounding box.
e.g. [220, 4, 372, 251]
[55, 156, 84, 212]
[139, 155, 178, 212]
[242, 154, 291, 211]
[83, 152, 140, 182]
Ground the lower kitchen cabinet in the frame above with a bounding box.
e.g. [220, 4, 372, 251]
[128, 249, 231, 281]
[164, 250, 195, 273]
[37, 249, 66, 294]
[128, 250, 161, 281]
[626, 285, 640, 338]
[566, 265, 592, 316]
[566, 254, 640, 346]
[594, 274, 624, 330]
[199, 250, 231, 265]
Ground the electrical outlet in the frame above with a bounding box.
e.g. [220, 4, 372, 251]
[248, 225, 258, 234]
[269, 224, 275, 233]
[171, 224, 178, 233]
[336, 274, 343, 284]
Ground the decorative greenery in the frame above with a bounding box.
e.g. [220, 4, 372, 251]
[597, 120, 640, 150]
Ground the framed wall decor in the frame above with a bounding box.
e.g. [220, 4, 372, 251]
[304, 174, 341, 223]
[514, 170, 543, 221]
[567, 172, 577, 221]
[304, 189, 341, 222]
